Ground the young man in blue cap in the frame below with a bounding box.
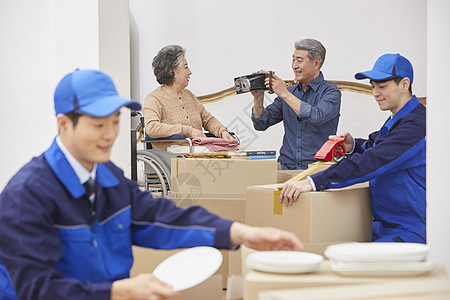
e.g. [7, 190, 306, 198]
[0, 69, 303, 300]
[279, 54, 426, 244]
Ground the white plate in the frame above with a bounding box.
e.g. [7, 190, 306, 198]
[246, 251, 323, 274]
[330, 260, 433, 277]
[325, 243, 429, 262]
[153, 246, 222, 291]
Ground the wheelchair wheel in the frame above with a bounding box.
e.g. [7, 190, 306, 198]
[136, 150, 171, 197]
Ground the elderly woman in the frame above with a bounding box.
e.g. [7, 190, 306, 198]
[144, 45, 233, 150]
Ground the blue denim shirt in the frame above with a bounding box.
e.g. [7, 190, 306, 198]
[252, 72, 341, 169]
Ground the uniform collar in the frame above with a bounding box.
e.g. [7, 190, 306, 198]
[380, 96, 420, 136]
[297, 72, 324, 92]
[44, 138, 120, 198]
[56, 136, 96, 184]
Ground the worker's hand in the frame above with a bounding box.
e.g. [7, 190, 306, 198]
[111, 273, 180, 300]
[278, 179, 313, 207]
[221, 131, 234, 139]
[329, 132, 354, 153]
[191, 128, 206, 138]
[230, 222, 303, 251]
[265, 73, 289, 99]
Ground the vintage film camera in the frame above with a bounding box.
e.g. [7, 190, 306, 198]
[234, 70, 274, 94]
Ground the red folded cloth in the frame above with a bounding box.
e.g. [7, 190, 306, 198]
[190, 137, 239, 152]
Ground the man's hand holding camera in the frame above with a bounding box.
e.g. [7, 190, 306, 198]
[264, 73, 301, 115]
[265, 73, 289, 99]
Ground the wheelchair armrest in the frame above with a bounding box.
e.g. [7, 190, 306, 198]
[142, 132, 238, 153]
[143, 134, 192, 153]
[144, 134, 188, 141]
[204, 132, 235, 138]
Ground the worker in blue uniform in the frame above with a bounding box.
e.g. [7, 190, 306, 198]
[0, 69, 303, 300]
[279, 53, 426, 244]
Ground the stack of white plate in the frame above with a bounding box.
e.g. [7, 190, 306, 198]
[325, 242, 433, 276]
[246, 251, 323, 274]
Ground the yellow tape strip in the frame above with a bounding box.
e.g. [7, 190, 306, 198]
[273, 189, 283, 215]
[285, 161, 325, 183]
[273, 161, 325, 215]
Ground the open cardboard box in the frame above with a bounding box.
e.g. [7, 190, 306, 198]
[171, 157, 277, 197]
[276, 162, 335, 183]
[246, 183, 372, 244]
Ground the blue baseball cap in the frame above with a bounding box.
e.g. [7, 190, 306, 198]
[54, 69, 141, 117]
[355, 53, 414, 84]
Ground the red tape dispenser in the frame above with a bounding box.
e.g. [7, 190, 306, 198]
[273, 137, 346, 215]
[314, 136, 346, 163]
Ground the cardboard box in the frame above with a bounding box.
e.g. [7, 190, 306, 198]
[170, 195, 246, 223]
[172, 275, 223, 300]
[171, 158, 277, 197]
[246, 183, 372, 244]
[258, 278, 450, 300]
[276, 162, 335, 183]
[276, 170, 302, 184]
[244, 261, 448, 300]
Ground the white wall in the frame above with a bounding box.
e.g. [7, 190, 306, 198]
[0, 0, 132, 190]
[427, 0, 450, 277]
[130, 0, 427, 99]
[0, 1, 57, 189]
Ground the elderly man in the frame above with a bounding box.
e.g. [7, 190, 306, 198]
[251, 38, 341, 170]
[0, 69, 303, 300]
[280, 53, 426, 244]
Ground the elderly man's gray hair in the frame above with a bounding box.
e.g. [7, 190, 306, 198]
[152, 45, 186, 85]
[294, 39, 326, 68]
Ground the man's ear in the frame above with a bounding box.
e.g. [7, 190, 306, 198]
[56, 113, 71, 134]
[401, 77, 411, 93]
[314, 57, 322, 70]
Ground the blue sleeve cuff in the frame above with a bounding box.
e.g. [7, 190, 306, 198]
[214, 220, 235, 249]
[251, 107, 268, 122]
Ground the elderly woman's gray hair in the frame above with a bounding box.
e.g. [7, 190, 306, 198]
[152, 45, 186, 85]
[294, 39, 326, 68]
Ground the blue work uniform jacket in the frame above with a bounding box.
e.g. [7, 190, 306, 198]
[311, 96, 426, 243]
[0, 139, 234, 299]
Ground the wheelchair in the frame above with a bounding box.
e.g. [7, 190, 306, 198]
[132, 114, 238, 198]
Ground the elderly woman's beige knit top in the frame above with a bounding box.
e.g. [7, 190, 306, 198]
[143, 87, 229, 149]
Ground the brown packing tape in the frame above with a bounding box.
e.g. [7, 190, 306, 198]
[273, 189, 283, 215]
[272, 162, 325, 216]
[285, 161, 325, 183]
[176, 157, 179, 179]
